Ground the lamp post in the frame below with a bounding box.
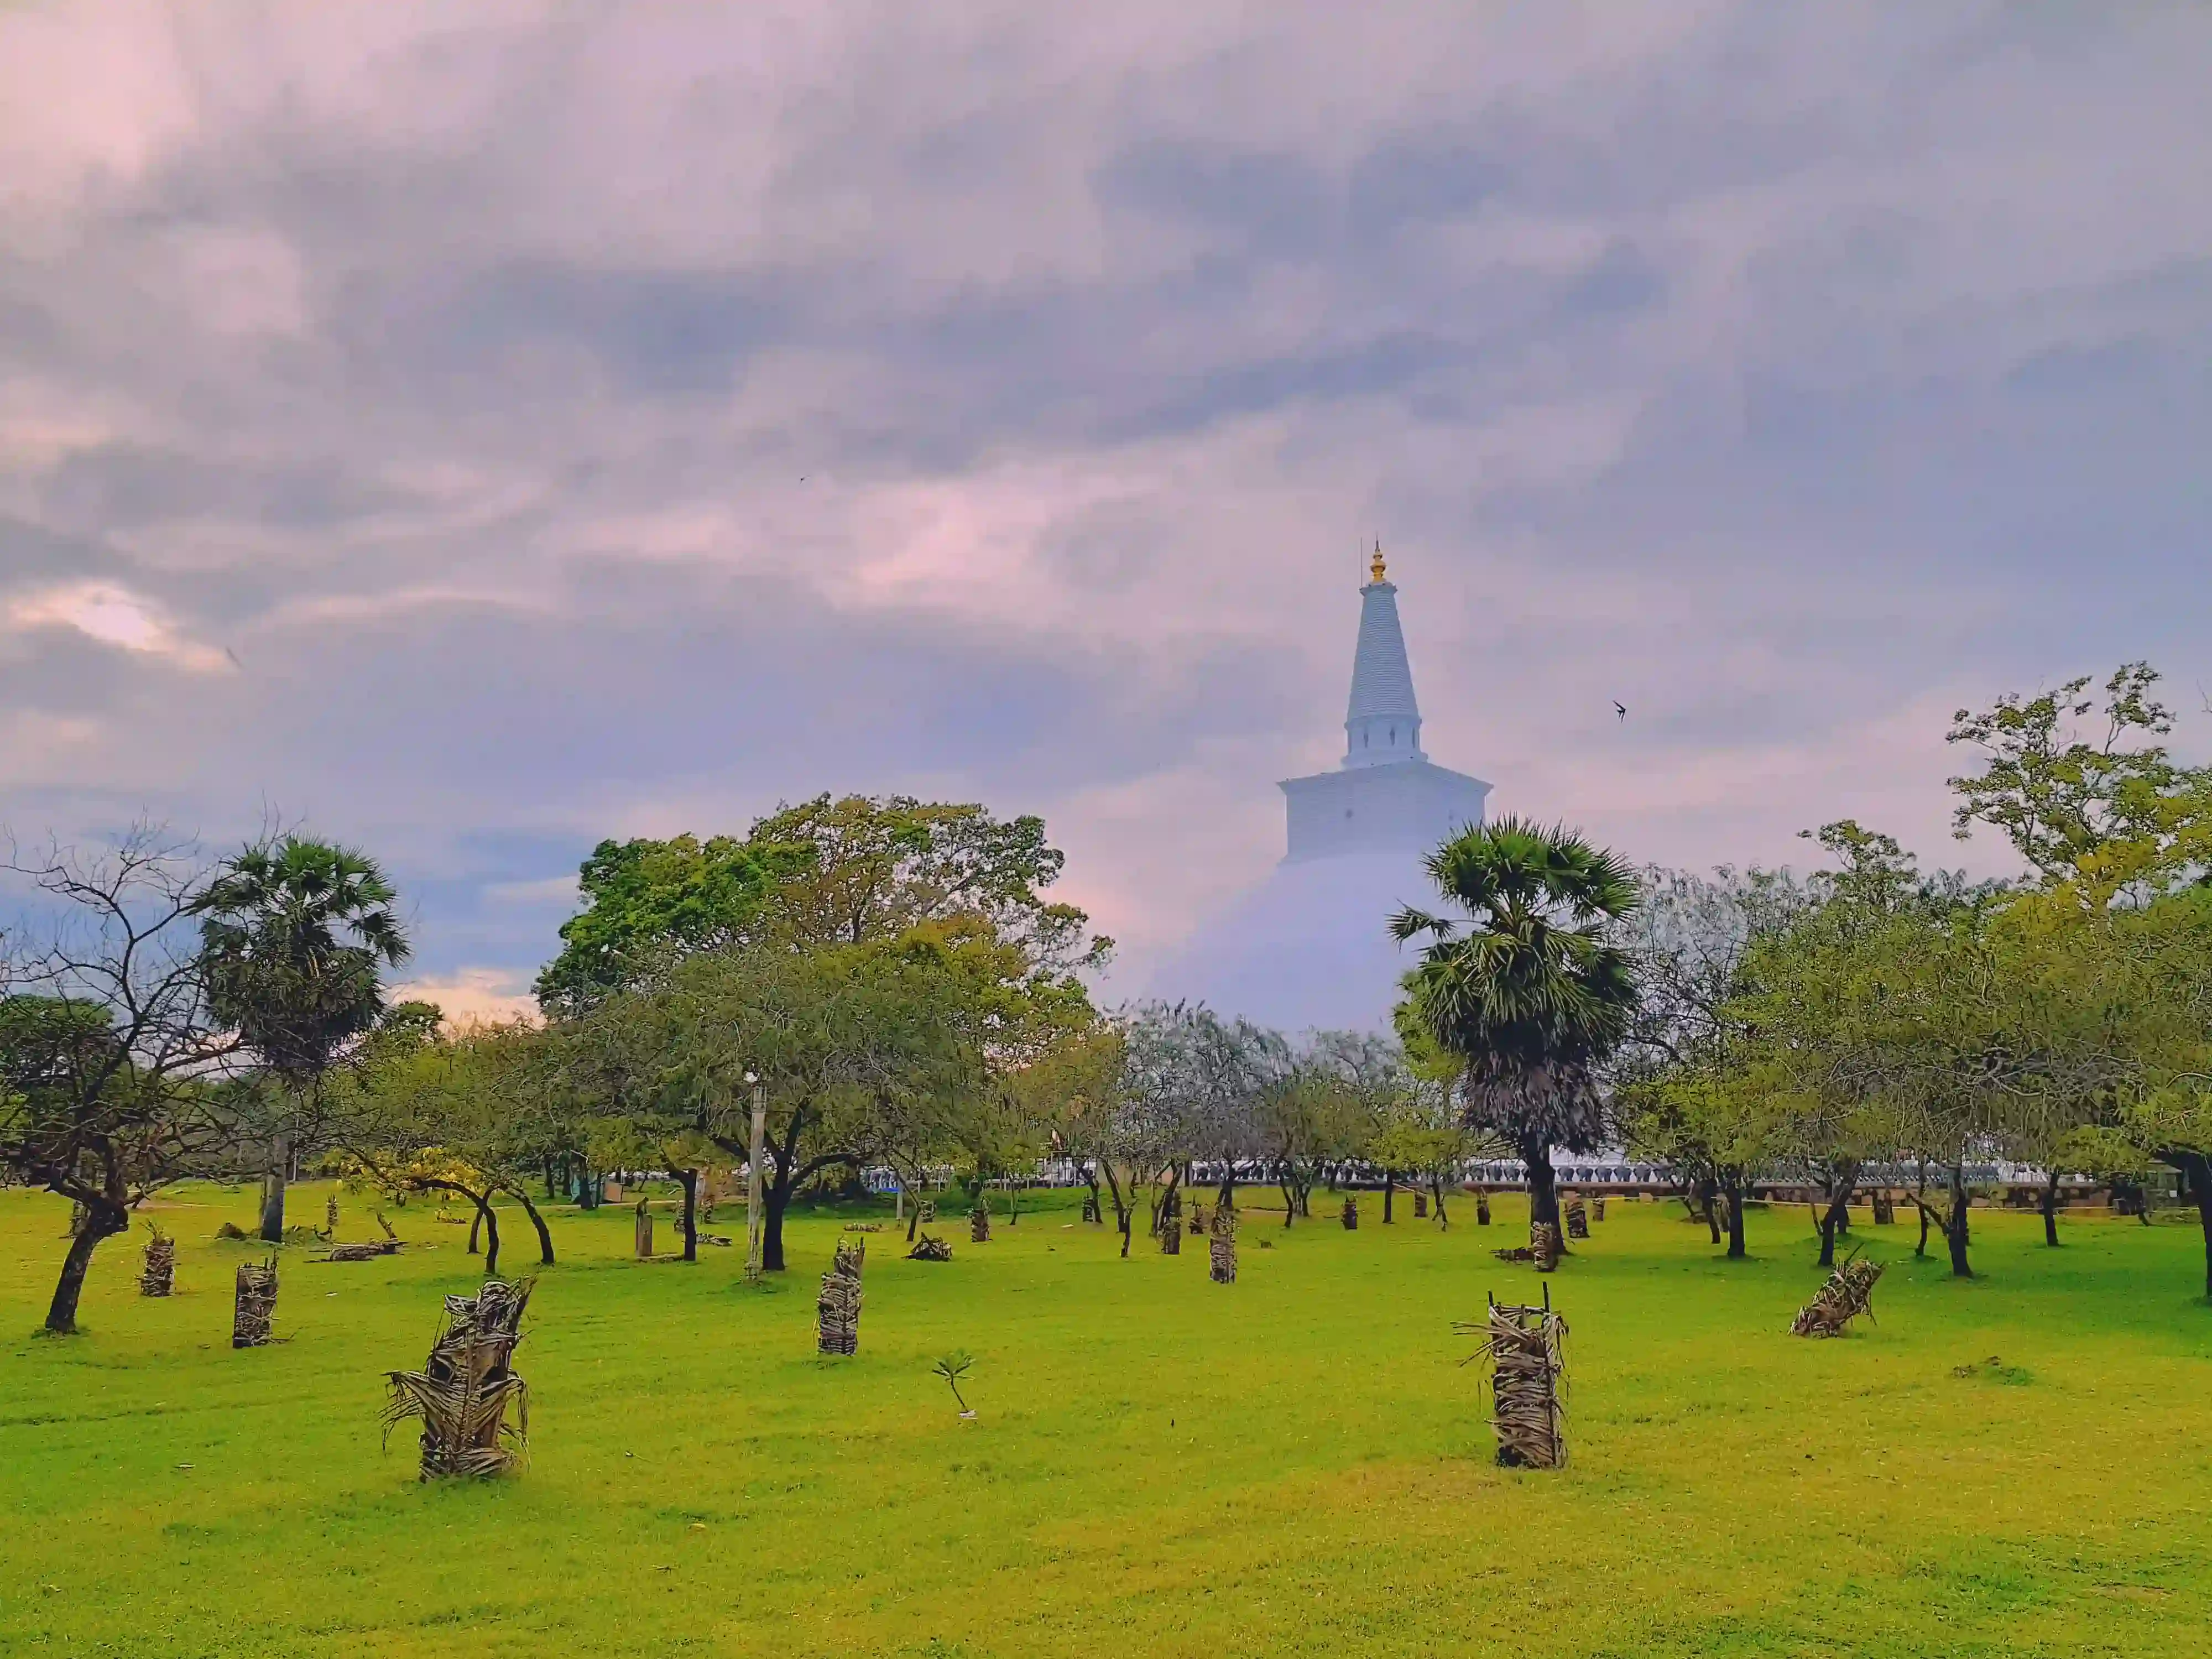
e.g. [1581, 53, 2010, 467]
[744, 1071, 766, 1284]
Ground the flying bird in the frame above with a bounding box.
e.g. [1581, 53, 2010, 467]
[1614, 701, 1627, 720]
[225, 646, 244, 671]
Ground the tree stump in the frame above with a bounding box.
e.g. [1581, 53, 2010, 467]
[1189, 1203, 1209, 1237]
[1791, 1256, 1884, 1337]
[1871, 1193, 1896, 1225]
[1530, 1221, 1562, 1272]
[970, 1205, 991, 1244]
[1564, 1198, 1590, 1240]
[1081, 1192, 1100, 1225]
[326, 1192, 341, 1235]
[140, 1224, 176, 1297]
[1158, 1212, 1181, 1254]
[1341, 1196, 1359, 1230]
[1476, 1191, 1492, 1227]
[634, 1200, 655, 1260]
[232, 1259, 279, 1348]
[1460, 1287, 1568, 1469]
[1413, 1191, 1428, 1220]
[918, 1199, 936, 1223]
[817, 1237, 864, 1355]
[382, 1278, 533, 1478]
[1208, 1204, 1237, 1284]
[907, 1233, 953, 1261]
[1592, 1197, 1606, 1223]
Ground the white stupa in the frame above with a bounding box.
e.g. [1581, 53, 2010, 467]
[1151, 547, 1490, 1031]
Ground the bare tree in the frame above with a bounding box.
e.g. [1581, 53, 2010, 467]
[1, 826, 236, 1333]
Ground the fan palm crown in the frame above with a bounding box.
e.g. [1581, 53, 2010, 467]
[1391, 817, 1640, 1068]
[1391, 818, 1640, 1230]
[195, 836, 412, 1079]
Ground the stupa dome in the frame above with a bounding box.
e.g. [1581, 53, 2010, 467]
[1147, 549, 1489, 1032]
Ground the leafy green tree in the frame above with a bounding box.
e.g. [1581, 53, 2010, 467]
[1618, 864, 1815, 1255]
[337, 1012, 567, 1274]
[1265, 1031, 1393, 1224]
[194, 835, 410, 1241]
[1369, 1072, 1484, 1226]
[1391, 818, 1641, 1240]
[561, 930, 990, 1271]
[1949, 661, 2211, 901]
[533, 834, 804, 1018]
[1025, 1024, 1133, 1244]
[1948, 660, 2212, 1279]
[745, 795, 1112, 974]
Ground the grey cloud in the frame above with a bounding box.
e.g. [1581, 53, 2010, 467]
[1, 1, 2208, 993]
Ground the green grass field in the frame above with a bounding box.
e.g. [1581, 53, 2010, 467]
[2, 1183, 2209, 1658]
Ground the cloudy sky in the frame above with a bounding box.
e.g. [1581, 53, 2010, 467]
[3, 2, 2208, 1017]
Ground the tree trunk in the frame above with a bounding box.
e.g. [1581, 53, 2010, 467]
[1694, 1177, 1721, 1244]
[1721, 1171, 1747, 1260]
[44, 1202, 124, 1335]
[2180, 1153, 2212, 1301]
[2042, 1169, 2063, 1248]
[1818, 1197, 1847, 1265]
[1523, 1138, 1560, 1232]
[259, 1133, 290, 1243]
[477, 1195, 501, 1278]
[512, 1188, 556, 1265]
[1383, 1171, 1395, 1224]
[468, 1206, 483, 1255]
[764, 1177, 791, 1271]
[1945, 1163, 1973, 1279]
[676, 1170, 699, 1262]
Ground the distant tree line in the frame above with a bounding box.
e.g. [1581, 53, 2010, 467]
[7, 665, 2210, 1336]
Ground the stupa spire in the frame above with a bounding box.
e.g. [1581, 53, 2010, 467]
[1343, 544, 1423, 769]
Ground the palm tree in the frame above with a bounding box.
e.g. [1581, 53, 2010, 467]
[195, 836, 411, 1241]
[1390, 818, 1640, 1241]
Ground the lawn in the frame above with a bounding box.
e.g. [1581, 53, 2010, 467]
[1, 1182, 2208, 1659]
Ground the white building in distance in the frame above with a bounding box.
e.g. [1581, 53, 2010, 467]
[1150, 548, 1490, 1032]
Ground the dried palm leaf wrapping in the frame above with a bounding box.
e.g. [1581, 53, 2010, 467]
[1459, 1291, 1569, 1469]
[817, 1237, 865, 1356]
[1791, 1256, 1885, 1338]
[969, 1206, 992, 1244]
[1564, 1198, 1590, 1240]
[1158, 1211, 1181, 1254]
[1529, 1220, 1562, 1272]
[233, 1259, 279, 1348]
[908, 1233, 953, 1262]
[1341, 1196, 1359, 1230]
[383, 1278, 534, 1479]
[1208, 1203, 1237, 1285]
[1413, 1191, 1428, 1220]
[326, 1193, 341, 1234]
[1081, 1192, 1101, 1224]
[140, 1224, 176, 1297]
[1475, 1191, 1492, 1227]
[1592, 1197, 1607, 1222]
[324, 1240, 401, 1261]
[1189, 1204, 1208, 1237]
[1871, 1193, 1896, 1225]
[917, 1199, 936, 1223]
